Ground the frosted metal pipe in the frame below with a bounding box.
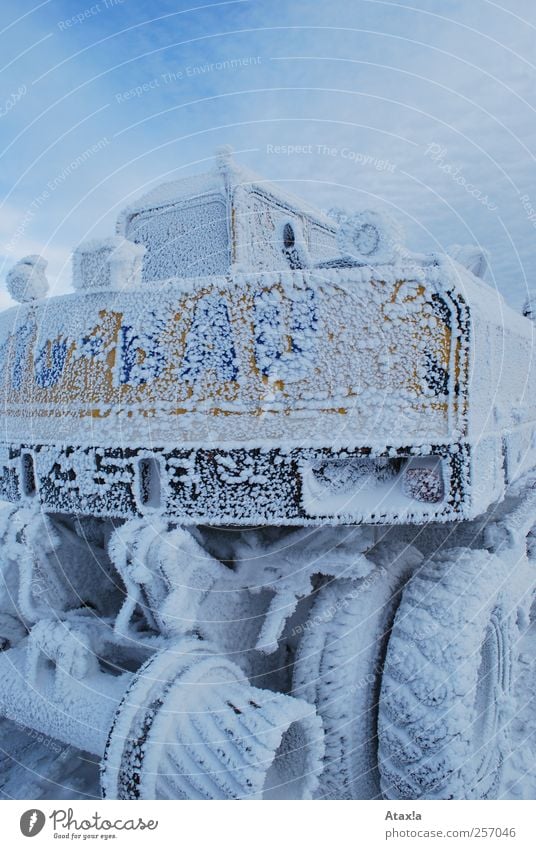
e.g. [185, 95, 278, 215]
[0, 644, 131, 755]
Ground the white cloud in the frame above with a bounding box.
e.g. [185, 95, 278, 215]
[1, 0, 535, 306]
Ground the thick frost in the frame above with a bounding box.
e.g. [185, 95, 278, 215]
[73, 237, 145, 292]
[447, 244, 489, 279]
[6, 256, 49, 303]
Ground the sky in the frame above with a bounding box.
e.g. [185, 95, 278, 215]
[1, 0, 536, 310]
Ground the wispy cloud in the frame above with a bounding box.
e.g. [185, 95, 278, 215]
[1, 0, 535, 307]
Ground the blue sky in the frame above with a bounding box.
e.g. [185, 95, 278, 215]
[1, 0, 536, 309]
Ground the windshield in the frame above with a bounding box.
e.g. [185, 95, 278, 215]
[126, 195, 230, 281]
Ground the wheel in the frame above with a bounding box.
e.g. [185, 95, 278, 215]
[101, 638, 324, 800]
[292, 542, 422, 798]
[378, 547, 531, 799]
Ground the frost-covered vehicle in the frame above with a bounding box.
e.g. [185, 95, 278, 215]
[0, 149, 534, 800]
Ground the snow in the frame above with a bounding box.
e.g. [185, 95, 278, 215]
[0, 263, 463, 448]
[73, 238, 145, 292]
[101, 635, 324, 800]
[502, 610, 536, 799]
[0, 717, 100, 800]
[0, 516, 534, 800]
[108, 518, 228, 639]
[402, 464, 444, 503]
[232, 525, 375, 653]
[0, 204, 535, 526]
[0, 642, 126, 756]
[337, 209, 404, 264]
[117, 157, 337, 282]
[0, 158, 535, 801]
[126, 197, 230, 280]
[0, 248, 485, 524]
[522, 289, 536, 322]
[447, 244, 489, 279]
[6, 256, 49, 303]
[120, 172, 225, 218]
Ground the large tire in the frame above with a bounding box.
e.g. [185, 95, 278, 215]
[292, 542, 423, 799]
[378, 547, 529, 799]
